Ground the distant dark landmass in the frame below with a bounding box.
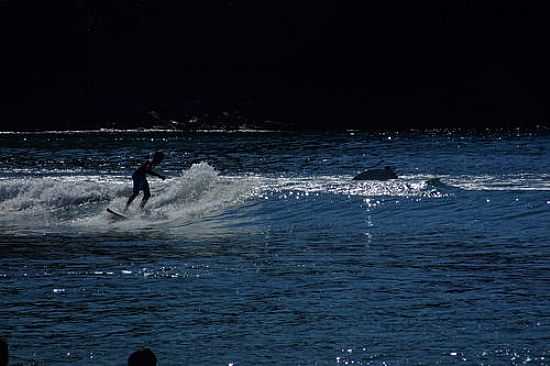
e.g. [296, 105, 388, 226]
[4, 90, 548, 132]
[2, 1, 549, 131]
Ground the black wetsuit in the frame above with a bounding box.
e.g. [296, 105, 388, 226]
[132, 160, 154, 198]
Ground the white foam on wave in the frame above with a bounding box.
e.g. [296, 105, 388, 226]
[85, 162, 254, 231]
[245, 175, 444, 199]
[0, 176, 125, 212]
[438, 174, 550, 191]
[0, 162, 255, 233]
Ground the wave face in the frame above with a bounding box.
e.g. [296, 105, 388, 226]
[0, 162, 255, 234]
[1, 131, 550, 365]
[0, 166, 445, 236]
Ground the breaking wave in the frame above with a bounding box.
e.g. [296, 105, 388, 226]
[1, 163, 458, 234]
[0, 163, 253, 233]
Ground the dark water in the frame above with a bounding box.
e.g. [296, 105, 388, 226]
[1, 130, 549, 365]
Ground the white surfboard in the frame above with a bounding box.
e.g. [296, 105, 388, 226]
[106, 208, 128, 220]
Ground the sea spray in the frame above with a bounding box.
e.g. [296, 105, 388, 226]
[144, 162, 254, 221]
[0, 176, 124, 212]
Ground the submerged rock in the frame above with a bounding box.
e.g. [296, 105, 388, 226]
[353, 166, 398, 181]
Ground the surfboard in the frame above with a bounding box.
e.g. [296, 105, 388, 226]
[106, 208, 128, 220]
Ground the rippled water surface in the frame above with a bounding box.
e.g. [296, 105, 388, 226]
[1, 130, 550, 365]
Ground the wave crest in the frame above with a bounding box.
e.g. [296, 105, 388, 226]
[0, 162, 254, 232]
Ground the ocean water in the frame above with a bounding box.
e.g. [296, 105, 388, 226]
[1, 130, 549, 365]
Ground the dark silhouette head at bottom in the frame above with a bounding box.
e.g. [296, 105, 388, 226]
[128, 348, 157, 366]
[0, 337, 8, 366]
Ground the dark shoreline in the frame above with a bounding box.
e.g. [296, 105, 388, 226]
[2, 124, 549, 135]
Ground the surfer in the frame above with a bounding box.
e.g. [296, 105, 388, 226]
[125, 151, 166, 210]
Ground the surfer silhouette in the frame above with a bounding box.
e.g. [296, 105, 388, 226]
[125, 151, 166, 210]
